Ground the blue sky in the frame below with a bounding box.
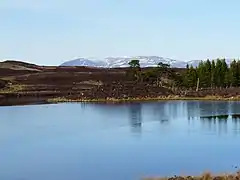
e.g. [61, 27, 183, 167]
[0, 0, 240, 65]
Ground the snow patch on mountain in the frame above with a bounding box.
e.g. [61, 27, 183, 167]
[60, 56, 188, 68]
[60, 56, 236, 68]
[60, 58, 107, 67]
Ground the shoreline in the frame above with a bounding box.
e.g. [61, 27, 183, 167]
[47, 95, 240, 103]
[0, 61, 239, 106]
[143, 171, 240, 180]
[0, 95, 239, 106]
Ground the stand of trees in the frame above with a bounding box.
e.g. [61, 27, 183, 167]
[127, 58, 240, 89]
[185, 59, 240, 88]
[127, 59, 173, 86]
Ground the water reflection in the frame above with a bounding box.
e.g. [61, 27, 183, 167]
[152, 102, 170, 125]
[2, 101, 240, 180]
[80, 101, 240, 136]
[178, 101, 240, 136]
[128, 103, 142, 133]
[200, 115, 228, 135]
[185, 100, 240, 135]
[232, 114, 240, 134]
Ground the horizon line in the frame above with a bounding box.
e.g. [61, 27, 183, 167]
[0, 56, 239, 65]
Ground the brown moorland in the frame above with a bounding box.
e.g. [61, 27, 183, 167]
[0, 60, 239, 106]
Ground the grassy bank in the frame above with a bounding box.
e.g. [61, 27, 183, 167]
[144, 172, 240, 180]
[47, 95, 240, 103]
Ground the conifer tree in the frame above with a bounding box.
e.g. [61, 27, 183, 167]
[237, 60, 240, 86]
[184, 65, 197, 88]
[224, 68, 231, 87]
[220, 59, 228, 87]
[128, 59, 141, 81]
[182, 58, 240, 89]
[205, 59, 212, 87]
[215, 59, 222, 87]
[229, 60, 238, 87]
[211, 60, 216, 88]
[197, 61, 208, 88]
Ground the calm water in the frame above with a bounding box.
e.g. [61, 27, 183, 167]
[1, 101, 240, 180]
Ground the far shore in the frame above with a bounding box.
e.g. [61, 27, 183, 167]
[2, 91, 240, 107]
[0, 60, 240, 106]
[0, 94, 240, 106]
[47, 95, 240, 104]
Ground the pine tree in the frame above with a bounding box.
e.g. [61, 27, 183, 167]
[237, 60, 240, 86]
[197, 61, 209, 88]
[205, 59, 212, 87]
[182, 58, 240, 89]
[229, 60, 238, 87]
[184, 64, 190, 87]
[215, 59, 222, 87]
[220, 59, 228, 87]
[186, 65, 198, 88]
[224, 69, 231, 87]
[128, 59, 141, 81]
[211, 60, 216, 88]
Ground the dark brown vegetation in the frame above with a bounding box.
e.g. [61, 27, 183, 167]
[0, 79, 7, 89]
[0, 59, 239, 106]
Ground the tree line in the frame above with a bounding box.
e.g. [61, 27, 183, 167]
[185, 59, 240, 89]
[127, 59, 240, 89]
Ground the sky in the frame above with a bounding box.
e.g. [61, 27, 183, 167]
[0, 0, 240, 65]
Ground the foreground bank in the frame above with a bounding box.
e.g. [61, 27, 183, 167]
[144, 172, 240, 180]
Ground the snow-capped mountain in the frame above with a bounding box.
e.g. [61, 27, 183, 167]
[60, 58, 106, 67]
[104, 56, 181, 67]
[60, 56, 190, 68]
[60, 56, 235, 68]
[186, 58, 234, 67]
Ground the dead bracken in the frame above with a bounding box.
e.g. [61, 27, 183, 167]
[144, 172, 240, 180]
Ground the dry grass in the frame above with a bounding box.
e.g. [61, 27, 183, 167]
[143, 171, 240, 180]
[0, 84, 26, 94]
[76, 80, 103, 86]
[47, 95, 240, 103]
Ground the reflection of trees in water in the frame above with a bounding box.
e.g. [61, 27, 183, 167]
[129, 103, 142, 133]
[198, 113, 240, 135]
[230, 102, 240, 113]
[187, 101, 232, 119]
[186, 101, 240, 135]
[186, 101, 200, 118]
[198, 102, 230, 118]
[80, 102, 88, 109]
[152, 102, 169, 125]
[186, 101, 200, 127]
[197, 102, 240, 135]
[152, 101, 187, 125]
[200, 116, 228, 135]
[187, 101, 236, 134]
[232, 114, 240, 134]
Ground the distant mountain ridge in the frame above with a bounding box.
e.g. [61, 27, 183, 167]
[60, 56, 235, 68]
